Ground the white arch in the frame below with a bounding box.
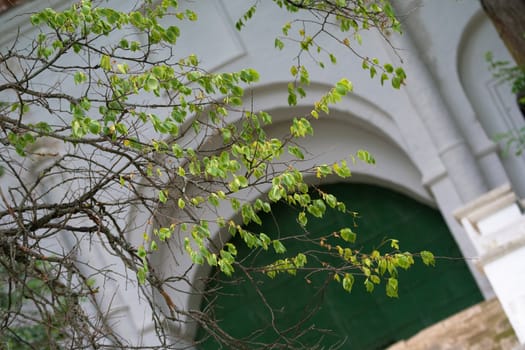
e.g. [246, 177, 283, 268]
[145, 84, 433, 342]
[458, 9, 525, 197]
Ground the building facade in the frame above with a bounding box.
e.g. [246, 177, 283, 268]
[1, 0, 524, 348]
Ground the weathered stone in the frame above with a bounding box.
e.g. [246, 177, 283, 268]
[387, 298, 519, 350]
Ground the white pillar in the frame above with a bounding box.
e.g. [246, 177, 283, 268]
[454, 184, 525, 344]
[385, 31, 489, 203]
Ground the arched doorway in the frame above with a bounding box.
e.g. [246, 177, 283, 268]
[197, 183, 483, 349]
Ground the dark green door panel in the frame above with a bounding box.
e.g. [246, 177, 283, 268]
[197, 183, 483, 349]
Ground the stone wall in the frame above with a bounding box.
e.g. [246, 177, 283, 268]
[387, 298, 519, 350]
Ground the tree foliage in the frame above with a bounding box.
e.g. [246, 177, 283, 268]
[0, 1, 433, 348]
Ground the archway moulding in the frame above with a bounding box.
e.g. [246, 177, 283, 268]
[143, 87, 448, 340]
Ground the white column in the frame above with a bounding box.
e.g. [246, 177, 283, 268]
[454, 184, 525, 344]
[385, 30, 489, 203]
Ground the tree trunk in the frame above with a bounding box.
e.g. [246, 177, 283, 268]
[480, 0, 525, 66]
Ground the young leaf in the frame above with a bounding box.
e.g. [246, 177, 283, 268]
[340, 228, 356, 243]
[272, 240, 286, 254]
[386, 277, 399, 298]
[421, 251, 435, 266]
[342, 273, 354, 292]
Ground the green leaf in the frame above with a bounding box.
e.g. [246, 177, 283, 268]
[421, 250, 435, 266]
[293, 253, 307, 267]
[145, 75, 159, 91]
[370, 275, 381, 284]
[395, 254, 412, 270]
[137, 267, 146, 284]
[298, 211, 307, 226]
[364, 279, 374, 292]
[117, 63, 128, 74]
[392, 76, 402, 89]
[157, 227, 173, 241]
[287, 90, 297, 106]
[307, 199, 326, 218]
[335, 78, 353, 95]
[165, 25, 180, 44]
[158, 190, 168, 203]
[259, 233, 271, 249]
[340, 228, 356, 243]
[71, 119, 84, 138]
[390, 239, 399, 250]
[208, 194, 219, 207]
[288, 145, 304, 159]
[88, 120, 101, 134]
[386, 277, 398, 298]
[100, 54, 111, 71]
[137, 245, 147, 259]
[275, 38, 284, 50]
[150, 240, 158, 251]
[370, 66, 377, 78]
[380, 73, 388, 85]
[273, 240, 286, 254]
[130, 41, 140, 51]
[342, 273, 354, 292]
[268, 185, 283, 202]
[324, 194, 337, 208]
[185, 9, 197, 21]
[74, 71, 86, 84]
[384, 63, 394, 73]
[333, 160, 351, 177]
[218, 257, 234, 276]
[357, 149, 375, 164]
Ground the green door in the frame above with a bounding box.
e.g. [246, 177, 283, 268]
[197, 183, 483, 349]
